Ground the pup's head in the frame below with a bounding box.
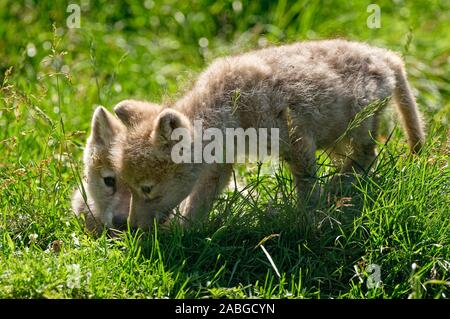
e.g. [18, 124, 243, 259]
[72, 100, 163, 233]
[112, 107, 197, 230]
[71, 185, 103, 234]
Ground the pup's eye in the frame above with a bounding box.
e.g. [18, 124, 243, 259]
[141, 186, 153, 194]
[103, 177, 116, 188]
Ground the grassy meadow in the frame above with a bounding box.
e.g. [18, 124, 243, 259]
[0, 0, 449, 298]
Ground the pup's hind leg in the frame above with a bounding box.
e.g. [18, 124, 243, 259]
[343, 115, 380, 175]
[340, 140, 377, 175]
[331, 118, 379, 192]
[283, 131, 320, 205]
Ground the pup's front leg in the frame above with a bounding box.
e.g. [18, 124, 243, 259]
[180, 164, 233, 225]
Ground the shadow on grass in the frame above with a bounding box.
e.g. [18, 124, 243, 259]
[130, 170, 375, 298]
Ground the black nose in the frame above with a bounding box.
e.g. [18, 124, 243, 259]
[112, 215, 128, 230]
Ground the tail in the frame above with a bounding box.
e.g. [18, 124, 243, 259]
[390, 56, 425, 153]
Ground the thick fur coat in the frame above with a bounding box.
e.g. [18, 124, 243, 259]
[108, 39, 424, 229]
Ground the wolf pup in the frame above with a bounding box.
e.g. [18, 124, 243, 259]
[111, 39, 425, 230]
[72, 100, 162, 234]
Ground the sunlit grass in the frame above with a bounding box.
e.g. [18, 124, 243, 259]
[0, 0, 449, 298]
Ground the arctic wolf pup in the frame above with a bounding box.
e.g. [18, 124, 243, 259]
[112, 39, 425, 230]
[72, 100, 162, 234]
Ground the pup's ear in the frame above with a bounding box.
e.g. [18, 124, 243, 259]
[91, 106, 123, 147]
[154, 109, 190, 144]
[114, 99, 161, 127]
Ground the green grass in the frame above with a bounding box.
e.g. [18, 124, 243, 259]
[0, 0, 449, 298]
